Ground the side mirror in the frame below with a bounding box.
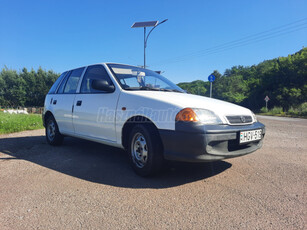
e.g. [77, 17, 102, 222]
[92, 79, 115, 93]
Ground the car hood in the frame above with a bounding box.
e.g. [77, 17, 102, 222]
[125, 90, 253, 117]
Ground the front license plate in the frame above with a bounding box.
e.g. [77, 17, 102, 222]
[240, 129, 262, 144]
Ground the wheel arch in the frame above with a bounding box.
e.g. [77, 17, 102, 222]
[121, 116, 162, 150]
[44, 110, 54, 126]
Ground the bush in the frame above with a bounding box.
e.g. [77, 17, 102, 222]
[259, 103, 307, 117]
[288, 102, 307, 116]
[288, 107, 297, 115]
[300, 102, 307, 116]
[260, 107, 268, 113]
[270, 107, 283, 115]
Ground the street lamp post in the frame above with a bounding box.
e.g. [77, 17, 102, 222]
[131, 19, 168, 68]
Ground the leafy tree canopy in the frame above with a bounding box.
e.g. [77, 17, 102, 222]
[178, 47, 307, 111]
[0, 67, 59, 107]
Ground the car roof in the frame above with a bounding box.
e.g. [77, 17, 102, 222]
[63, 63, 142, 73]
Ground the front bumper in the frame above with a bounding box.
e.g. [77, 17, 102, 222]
[159, 122, 265, 162]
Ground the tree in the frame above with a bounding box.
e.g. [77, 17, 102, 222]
[1, 68, 26, 107]
[177, 47, 307, 111]
[0, 67, 60, 107]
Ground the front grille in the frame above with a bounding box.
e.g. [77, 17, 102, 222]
[226, 115, 252, 124]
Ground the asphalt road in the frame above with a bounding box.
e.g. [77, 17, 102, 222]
[0, 116, 306, 229]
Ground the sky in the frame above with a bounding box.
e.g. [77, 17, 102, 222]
[0, 0, 306, 83]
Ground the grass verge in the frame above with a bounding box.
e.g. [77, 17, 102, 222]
[0, 111, 44, 134]
[257, 112, 307, 119]
[258, 103, 307, 119]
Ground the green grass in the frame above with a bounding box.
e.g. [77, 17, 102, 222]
[0, 111, 44, 134]
[258, 103, 307, 118]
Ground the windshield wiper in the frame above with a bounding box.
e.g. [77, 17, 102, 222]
[124, 86, 160, 91]
[124, 86, 183, 93]
[158, 88, 184, 93]
[140, 86, 160, 91]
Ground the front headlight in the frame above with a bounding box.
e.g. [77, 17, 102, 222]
[252, 112, 257, 122]
[175, 108, 222, 125]
[194, 109, 223, 124]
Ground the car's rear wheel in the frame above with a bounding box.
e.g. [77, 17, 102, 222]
[128, 124, 164, 176]
[46, 116, 64, 146]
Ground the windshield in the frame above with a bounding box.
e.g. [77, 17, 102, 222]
[107, 64, 184, 93]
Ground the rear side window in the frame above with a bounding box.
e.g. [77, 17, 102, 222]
[63, 68, 85, 94]
[48, 72, 67, 94]
[80, 65, 114, 93]
[57, 71, 71, 94]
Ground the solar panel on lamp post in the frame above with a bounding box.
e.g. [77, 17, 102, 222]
[131, 19, 168, 69]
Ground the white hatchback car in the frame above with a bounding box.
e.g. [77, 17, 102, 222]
[43, 63, 265, 176]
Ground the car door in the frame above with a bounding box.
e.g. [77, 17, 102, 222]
[73, 64, 119, 142]
[53, 68, 85, 135]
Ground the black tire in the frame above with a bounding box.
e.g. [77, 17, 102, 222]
[45, 115, 64, 146]
[128, 124, 164, 176]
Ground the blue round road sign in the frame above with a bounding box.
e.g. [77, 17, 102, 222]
[208, 74, 215, 82]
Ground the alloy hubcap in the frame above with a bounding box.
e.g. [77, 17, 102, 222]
[131, 133, 148, 168]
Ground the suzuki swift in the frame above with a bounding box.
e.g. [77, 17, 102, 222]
[43, 63, 265, 176]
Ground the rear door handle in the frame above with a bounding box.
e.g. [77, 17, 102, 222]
[76, 100, 82, 106]
[53, 100, 57, 105]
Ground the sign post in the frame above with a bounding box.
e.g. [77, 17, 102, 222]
[208, 74, 215, 98]
[264, 95, 270, 112]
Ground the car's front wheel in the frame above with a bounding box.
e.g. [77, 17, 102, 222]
[128, 124, 164, 176]
[45, 115, 64, 146]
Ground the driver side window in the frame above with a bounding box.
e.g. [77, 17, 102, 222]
[80, 65, 114, 93]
